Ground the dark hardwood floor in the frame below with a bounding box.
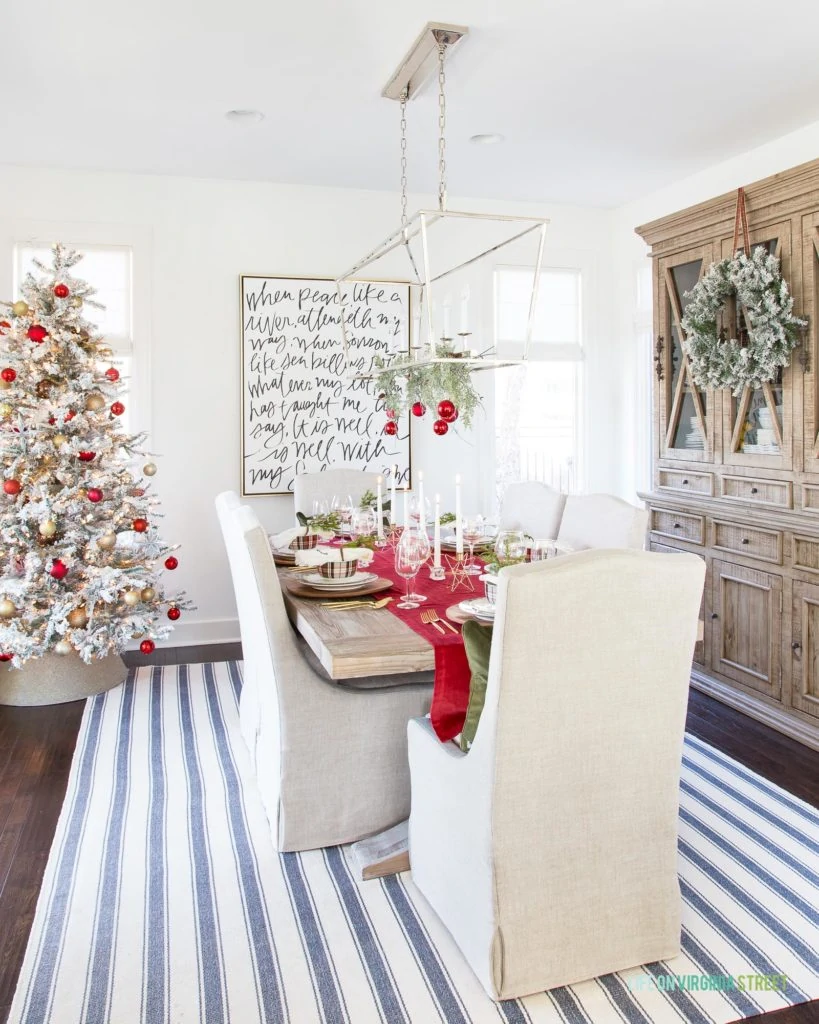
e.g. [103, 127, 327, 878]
[0, 653, 816, 1023]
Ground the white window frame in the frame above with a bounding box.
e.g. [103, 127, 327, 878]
[0, 220, 152, 436]
[478, 247, 596, 514]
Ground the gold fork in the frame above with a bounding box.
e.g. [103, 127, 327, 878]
[420, 609, 446, 634]
[422, 608, 459, 634]
[321, 596, 393, 610]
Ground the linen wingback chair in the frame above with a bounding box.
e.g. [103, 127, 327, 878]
[215, 490, 262, 764]
[556, 493, 648, 550]
[293, 468, 380, 520]
[407, 548, 705, 1000]
[498, 481, 566, 538]
[233, 504, 432, 852]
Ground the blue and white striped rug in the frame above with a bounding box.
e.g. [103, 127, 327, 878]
[8, 662, 818, 1024]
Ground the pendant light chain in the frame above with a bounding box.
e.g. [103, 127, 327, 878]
[400, 89, 409, 230]
[437, 40, 448, 212]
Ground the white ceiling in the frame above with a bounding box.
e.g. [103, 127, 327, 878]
[4, 0, 819, 207]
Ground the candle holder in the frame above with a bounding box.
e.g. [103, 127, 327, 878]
[429, 564, 446, 581]
[386, 524, 404, 549]
[445, 553, 476, 592]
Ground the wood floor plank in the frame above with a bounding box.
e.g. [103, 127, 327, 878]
[0, 654, 816, 1024]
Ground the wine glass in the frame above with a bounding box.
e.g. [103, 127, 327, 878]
[395, 530, 425, 609]
[331, 494, 354, 537]
[350, 507, 376, 541]
[494, 530, 527, 565]
[530, 538, 558, 562]
[406, 526, 430, 603]
[462, 515, 486, 575]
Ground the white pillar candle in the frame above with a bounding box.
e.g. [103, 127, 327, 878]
[389, 465, 397, 525]
[455, 474, 463, 555]
[417, 470, 424, 530]
[459, 286, 470, 334]
[403, 483, 409, 530]
[434, 493, 441, 568]
[376, 476, 384, 539]
[442, 298, 452, 338]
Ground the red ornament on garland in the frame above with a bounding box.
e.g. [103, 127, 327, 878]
[1, 368, 16, 383]
[164, 556, 178, 570]
[104, 367, 120, 382]
[3, 479, 21, 496]
[53, 283, 70, 299]
[140, 639, 156, 655]
[110, 401, 125, 416]
[49, 559, 69, 581]
[167, 606, 181, 621]
[383, 420, 398, 436]
[77, 451, 96, 462]
[411, 401, 426, 417]
[437, 399, 456, 421]
[87, 488, 103, 503]
[0, 322, 10, 335]
[0, 653, 12, 662]
[27, 325, 47, 344]
[132, 518, 148, 533]
[432, 419, 449, 436]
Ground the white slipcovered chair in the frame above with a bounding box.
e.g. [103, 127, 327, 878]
[293, 467, 380, 520]
[498, 481, 566, 539]
[408, 548, 705, 1000]
[227, 502, 433, 852]
[556, 492, 648, 550]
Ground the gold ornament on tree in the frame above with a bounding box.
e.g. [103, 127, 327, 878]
[67, 606, 89, 628]
[0, 403, 12, 419]
[123, 589, 141, 607]
[11, 300, 29, 317]
[39, 520, 57, 538]
[0, 598, 17, 618]
[96, 532, 117, 550]
[53, 434, 67, 447]
[54, 639, 72, 655]
[143, 463, 157, 477]
[85, 393, 105, 412]
[140, 587, 156, 602]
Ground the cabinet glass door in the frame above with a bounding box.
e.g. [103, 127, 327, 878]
[657, 245, 715, 461]
[720, 222, 793, 470]
[802, 210, 819, 473]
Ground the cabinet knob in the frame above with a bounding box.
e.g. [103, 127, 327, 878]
[750, 487, 758, 494]
[711, 612, 719, 620]
[741, 537, 750, 544]
[792, 641, 802, 652]
[682, 479, 689, 485]
[673, 522, 682, 529]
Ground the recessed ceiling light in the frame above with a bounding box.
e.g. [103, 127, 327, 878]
[225, 109, 264, 124]
[470, 133, 505, 145]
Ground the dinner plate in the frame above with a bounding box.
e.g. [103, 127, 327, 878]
[301, 571, 378, 589]
[458, 598, 496, 620]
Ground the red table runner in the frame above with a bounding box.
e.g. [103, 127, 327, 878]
[367, 546, 478, 741]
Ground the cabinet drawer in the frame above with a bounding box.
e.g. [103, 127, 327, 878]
[658, 469, 713, 496]
[719, 475, 792, 509]
[650, 509, 704, 545]
[792, 535, 819, 575]
[802, 485, 819, 513]
[711, 520, 783, 564]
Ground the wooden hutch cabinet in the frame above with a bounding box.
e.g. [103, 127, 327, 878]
[637, 157, 819, 751]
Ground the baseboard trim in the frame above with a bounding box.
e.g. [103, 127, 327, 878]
[690, 667, 819, 752]
[125, 618, 239, 650]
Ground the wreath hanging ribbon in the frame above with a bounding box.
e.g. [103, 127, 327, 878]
[680, 188, 806, 396]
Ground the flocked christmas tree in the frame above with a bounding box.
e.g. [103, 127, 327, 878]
[0, 244, 190, 666]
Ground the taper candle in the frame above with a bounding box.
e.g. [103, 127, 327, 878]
[434, 494, 441, 568]
[376, 476, 384, 539]
[455, 474, 463, 554]
[403, 483, 409, 530]
[417, 470, 425, 530]
[389, 465, 397, 525]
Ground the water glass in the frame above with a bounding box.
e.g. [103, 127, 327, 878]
[494, 530, 527, 565]
[462, 515, 486, 575]
[395, 531, 425, 610]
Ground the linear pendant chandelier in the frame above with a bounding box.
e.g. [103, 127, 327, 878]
[334, 22, 549, 430]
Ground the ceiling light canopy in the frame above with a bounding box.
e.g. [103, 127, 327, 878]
[470, 133, 505, 145]
[224, 109, 264, 124]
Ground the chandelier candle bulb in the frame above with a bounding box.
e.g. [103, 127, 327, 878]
[434, 494, 441, 568]
[460, 286, 470, 334]
[442, 299, 451, 339]
[376, 477, 384, 540]
[455, 474, 463, 555]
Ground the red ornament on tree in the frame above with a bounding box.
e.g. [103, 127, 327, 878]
[1, 368, 16, 383]
[164, 556, 178, 570]
[77, 451, 96, 462]
[140, 639, 156, 655]
[3, 479, 21, 496]
[411, 401, 426, 417]
[27, 325, 47, 344]
[65, 410, 76, 421]
[433, 419, 449, 436]
[53, 283, 70, 299]
[0, 322, 10, 335]
[437, 399, 456, 421]
[104, 367, 120, 382]
[110, 401, 125, 416]
[132, 518, 148, 533]
[49, 559, 69, 581]
[87, 488, 103, 503]
[383, 420, 398, 436]
[167, 606, 181, 621]
[0, 653, 12, 662]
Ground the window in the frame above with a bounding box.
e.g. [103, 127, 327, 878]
[493, 267, 584, 502]
[14, 243, 135, 430]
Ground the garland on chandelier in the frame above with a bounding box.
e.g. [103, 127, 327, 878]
[374, 348, 482, 436]
[680, 247, 806, 396]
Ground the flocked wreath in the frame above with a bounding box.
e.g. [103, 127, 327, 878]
[680, 246, 806, 396]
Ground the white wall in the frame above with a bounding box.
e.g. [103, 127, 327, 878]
[609, 116, 819, 504]
[0, 165, 610, 644]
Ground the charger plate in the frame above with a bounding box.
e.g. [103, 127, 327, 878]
[284, 577, 392, 600]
